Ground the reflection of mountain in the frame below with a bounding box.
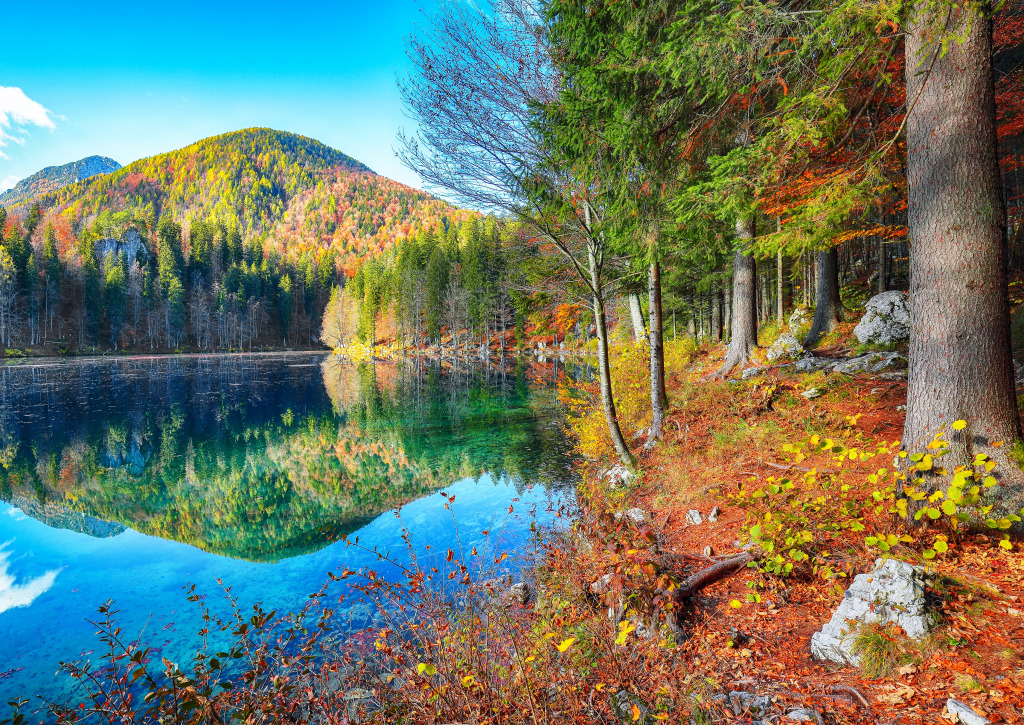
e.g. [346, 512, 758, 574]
[6, 495, 125, 538]
[0, 355, 575, 562]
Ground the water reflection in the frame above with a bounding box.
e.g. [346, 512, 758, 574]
[0, 544, 59, 615]
[0, 353, 579, 701]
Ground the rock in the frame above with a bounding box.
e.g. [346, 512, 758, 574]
[879, 371, 907, 380]
[604, 464, 635, 489]
[810, 558, 936, 666]
[510, 582, 531, 605]
[831, 351, 906, 375]
[686, 509, 703, 525]
[853, 291, 910, 346]
[945, 699, 990, 725]
[794, 356, 834, 372]
[786, 707, 820, 722]
[766, 332, 805, 362]
[801, 387, 825, 400]
[591, 573, 613, 595]
[729, 691, 773, 716]
[789, 306, 813, 331]
[741, 366, 766, 380]
[896, 404, 907, 412]
[708, 505, 721, 522]
[703, 545, 714, 557]
[611, 690, 655, 724]
[728, 626, 750, 645]
[614, 507, 651, 526]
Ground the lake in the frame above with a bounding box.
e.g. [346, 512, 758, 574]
[0, 353, 578, 705]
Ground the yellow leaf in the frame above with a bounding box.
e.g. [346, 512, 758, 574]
[631, 703, 641, 721]
[999, 539, 1013, 550]
[462, 674, 476, 686]
[729, 600, 742, 609]
[952, 419, 967, 430]
[555, 637, 575, 653]
[595, 683, 606, 692]
[615, 620, 637, 646]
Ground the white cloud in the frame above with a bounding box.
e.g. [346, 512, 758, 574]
[0, 545, 59, 614]
[0, 175, 21, 193]
[0, 86, 56, 159]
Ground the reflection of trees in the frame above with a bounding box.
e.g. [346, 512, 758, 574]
[0, 355, 575, 562]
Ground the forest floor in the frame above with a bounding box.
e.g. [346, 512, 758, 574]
[552, 324, 1024, 724]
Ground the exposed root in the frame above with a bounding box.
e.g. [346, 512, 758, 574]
[673, 552, 753, 602]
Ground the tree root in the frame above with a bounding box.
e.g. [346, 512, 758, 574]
[673, 552, 753, 603]
[828, 684, 870, 709]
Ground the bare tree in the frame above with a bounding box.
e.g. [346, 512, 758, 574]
[398, 0, 635, 466]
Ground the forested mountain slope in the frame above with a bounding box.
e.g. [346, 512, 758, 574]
[41, 128, 465, 267]
[0, 155, 121, 208]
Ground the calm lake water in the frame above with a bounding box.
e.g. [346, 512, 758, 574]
[0, 353, 577, 704]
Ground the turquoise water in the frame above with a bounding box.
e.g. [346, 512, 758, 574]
[0, 354, 577, 705]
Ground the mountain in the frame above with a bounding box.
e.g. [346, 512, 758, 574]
[0, 155, 121, 208]
[40, 128, 470, 267]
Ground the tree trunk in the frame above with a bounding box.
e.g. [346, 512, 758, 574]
[877, 237, 888, 294]
[777, 250, 784, 325]
[714, 217, 758, 377]
[723, 279, 731, 341]
[590, 249, 635, 468]
[646, 261, 668, 449]
[628, 293, 647, 342]
[903, 0, 1021, 505]
[802, 247, 842, 349]
[709, 289, 720, 342]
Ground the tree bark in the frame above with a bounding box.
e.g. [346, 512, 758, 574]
[714, 216, 758, 377]
[802, 247, 842, 349]
[646, 261, 668, 449]
[628, 293, 647, 342]
[903, 0, 1021, 505]
[711, 288, 722, 342]
[777, 250, 784, 325]
[723, 279, 731, 342]
[589, 248, 635, 468]
[877, 236, 888, 294]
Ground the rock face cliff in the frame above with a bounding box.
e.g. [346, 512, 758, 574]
[0, 155, 121, 208]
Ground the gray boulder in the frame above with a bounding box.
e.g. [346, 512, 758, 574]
[604, 464, 635, 489]
[789, 306, 813, 331]
[509, 581, 531, 605]
[686, 509, 703, 525]
[810, 558, 936, 666]
[853, 291, 910, 346]
[831, 351, 906, 375]
[946, 699, 990, 725]
[614, 508, 651, 526]
[794, 356, 834, 372]
[766, 332, 804, 362]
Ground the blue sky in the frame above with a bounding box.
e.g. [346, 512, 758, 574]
[0, 0, 438, 192]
